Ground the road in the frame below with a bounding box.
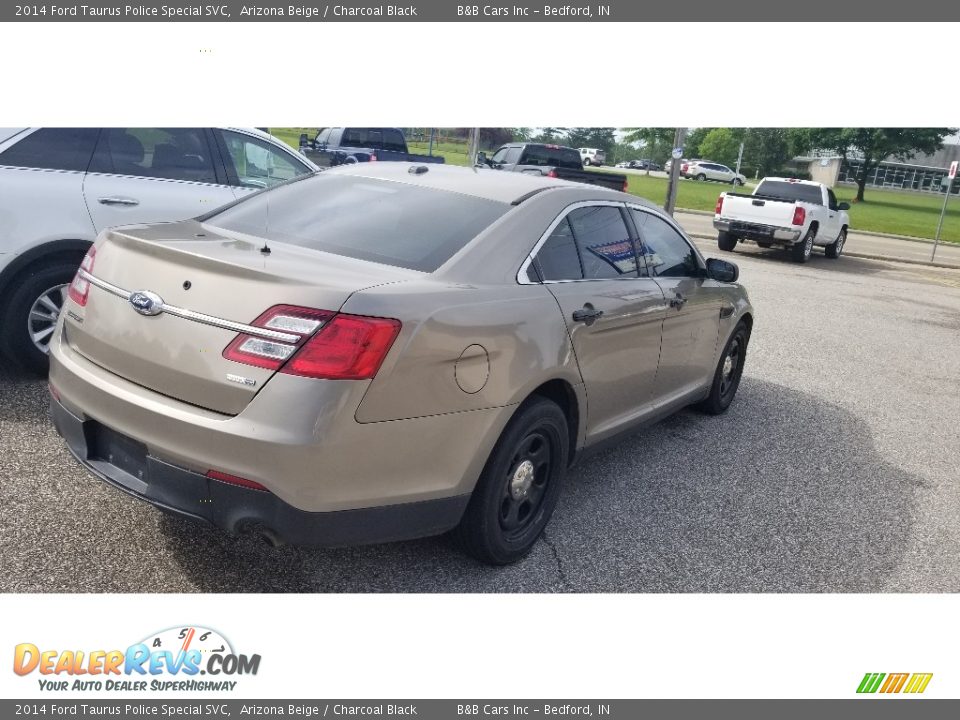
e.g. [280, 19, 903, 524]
[676, 211, 960, 268]
[2, 253, 960, 592]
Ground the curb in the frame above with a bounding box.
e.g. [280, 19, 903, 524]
[685, 233, 960, 271]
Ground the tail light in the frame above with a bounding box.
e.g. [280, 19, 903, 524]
[715, 195, 724, 215]
[681, 163, 688, 173]
[622, 179, 629, 192]
[369, 154, 377, 162]
[792, 206, 806, 226]
[547, 169, 558, 178]
[223, 304, 401, 381]
[206, 469, 268, 492]
[67, 246, 96, 307]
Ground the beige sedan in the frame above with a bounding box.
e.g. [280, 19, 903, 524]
[49, 163, 753, 564]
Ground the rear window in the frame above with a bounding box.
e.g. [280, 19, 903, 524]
[519, 145, 582, 169]
[340, 128, 384, 149]
[203, 174, 508, 272]
[755, 180, 823, 205]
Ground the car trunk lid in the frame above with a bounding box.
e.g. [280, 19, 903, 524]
[63, 220, 414, 415]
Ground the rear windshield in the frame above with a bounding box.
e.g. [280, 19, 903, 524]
[519, 145, 582, 169]
[203, 173, 508, 272]
[755, 180, 823, 205]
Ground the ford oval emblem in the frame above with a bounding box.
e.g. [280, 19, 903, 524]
[129, 290, 164, 316]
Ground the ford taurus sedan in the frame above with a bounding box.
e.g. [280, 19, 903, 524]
[49, 162, 753, 564]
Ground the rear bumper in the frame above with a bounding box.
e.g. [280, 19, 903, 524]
[714, 219, 802, 243]
[51, 396, 470, 547]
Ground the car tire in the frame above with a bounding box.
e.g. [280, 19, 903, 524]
[454, 396, 569, 565]
[825, 228, 846, 259]
[0, 262, 78, 375]
[696, 173, 706, 182]
[791, 227, 816, 263]
[717, 231, 738, 252]
[697, 321, 749, 415]
[731, 178, 743, 187]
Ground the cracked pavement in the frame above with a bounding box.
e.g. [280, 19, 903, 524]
[2, 250, 960, 592]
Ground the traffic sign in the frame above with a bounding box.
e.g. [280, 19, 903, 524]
[671, 147, 683, 160]
[949, 160, 958, 179]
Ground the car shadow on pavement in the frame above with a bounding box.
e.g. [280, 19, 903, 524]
[159, 377, 921, 593]
[719, 244, 888, 276]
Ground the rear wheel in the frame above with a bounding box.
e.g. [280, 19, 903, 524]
[825, 228, 846, 259]
[0, 262, 78, 374]
[791, 227, 816, 263]
[697, 321, 749, 415]
[717, 231, 738, 252]
[696, 173, 706, 181]
[454, 397, 569, 565]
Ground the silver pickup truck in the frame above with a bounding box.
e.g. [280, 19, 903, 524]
[714, 178, 851, 263]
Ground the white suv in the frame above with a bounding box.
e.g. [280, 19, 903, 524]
[681, 160, 746, 186]
[0, 127, 316, 372]
[579, 148, 605, 167]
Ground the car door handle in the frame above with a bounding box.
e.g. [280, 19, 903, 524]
[572, 305, 604, 325]
[669, 293, 688, 309]
[98, 196, 139, 206]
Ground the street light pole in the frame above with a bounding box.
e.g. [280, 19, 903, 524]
[664, 127, 687, 216]
[467, 128, 480, 166]
[932, 173, 954, 262]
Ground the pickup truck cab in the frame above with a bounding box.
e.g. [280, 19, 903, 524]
[713, 178, 850, 263]
[478, 143, 627, 192]
[298, 127, 445, 167]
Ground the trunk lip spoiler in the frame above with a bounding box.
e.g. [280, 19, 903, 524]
[77, 269, 302, 344]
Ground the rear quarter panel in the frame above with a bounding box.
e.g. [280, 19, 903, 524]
[347, 280, 582, 424]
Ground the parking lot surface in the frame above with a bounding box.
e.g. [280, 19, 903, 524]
[2, 250, 960, 593]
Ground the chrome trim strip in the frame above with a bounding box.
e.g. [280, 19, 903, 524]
[79, 269, 301, 344]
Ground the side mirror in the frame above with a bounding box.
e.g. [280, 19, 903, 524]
[475, 151, 487, 167]
[837, 202, 850, 211]
[706, 258, 739, 283]
[298, 133, 309, 147]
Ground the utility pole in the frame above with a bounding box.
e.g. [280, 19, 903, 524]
[428, 128, 435, 157]
[664, 127, 687, 216]
[932, 160, 957, 261]
[735, 142, 744, 179]
[467, 128, 480, 166]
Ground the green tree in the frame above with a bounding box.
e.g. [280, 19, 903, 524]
[683, 127, 714, 159]
[741, 128, 790, 178]
[789, 128, 956, 201]
[565, 128, 617, 155]
[698, 128, 742, 167]
[620, 128, 674, 164]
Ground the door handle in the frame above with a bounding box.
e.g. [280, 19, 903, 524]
[669, 293, 688, 309]
[98, 196, 139, 206]
[572, 305, 604, 326]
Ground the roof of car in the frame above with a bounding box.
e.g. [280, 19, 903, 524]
[326, 161, 601, 204]
[760, 177, 824, 187]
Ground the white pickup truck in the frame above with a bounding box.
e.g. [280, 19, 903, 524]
[713, 178, 851, 263]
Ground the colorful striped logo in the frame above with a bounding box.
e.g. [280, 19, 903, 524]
[857, 672, 933, 694]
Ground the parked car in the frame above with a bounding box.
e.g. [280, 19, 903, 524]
[298, 127, 444, 167]
[478, 143, 628, 192]
[49, 162, 753, 564]
[617, 159, 656, 170]
[579, 147, 605, 167]
[664, 158, 687, 174]
[0, 127, 317, 373]
[713, 177, 850, 263]
[681, 160, 746, 185]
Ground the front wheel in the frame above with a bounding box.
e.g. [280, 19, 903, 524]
[731, 178, 743, 187]
[825, 228, 846, 259]
[697, 321, 749, 415]
[791, 228, 815, 263]
[717, 231, 738, 252]
[0, 262, 79, 374]
[454, 397, 569, 565]
[696, 173, 707, 182]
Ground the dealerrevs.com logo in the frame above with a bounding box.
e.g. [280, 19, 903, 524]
[13, 626, 261, 692]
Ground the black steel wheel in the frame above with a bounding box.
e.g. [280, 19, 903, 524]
[697, 321, 749, 415]
[454, 397, 569, 564]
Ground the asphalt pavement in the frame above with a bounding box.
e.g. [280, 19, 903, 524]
[2, 252, 960, 592]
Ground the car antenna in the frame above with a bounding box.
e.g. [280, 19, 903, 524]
[260, 194, 271, 255]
